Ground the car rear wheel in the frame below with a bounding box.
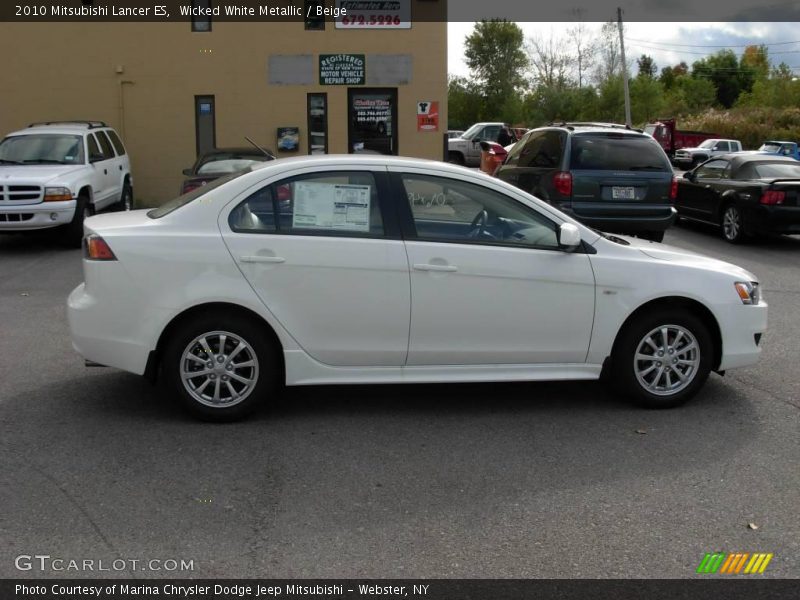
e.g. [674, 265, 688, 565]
[163, 314, 278, 421]
[119, 181, 133, 211]
[721, 204, 746, 244]
[610, 310, 712, 409]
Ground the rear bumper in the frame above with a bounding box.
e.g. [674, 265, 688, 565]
[746, 205, 800, 235]
[0, 199, 76, 230]
[561, 205, 677, 233]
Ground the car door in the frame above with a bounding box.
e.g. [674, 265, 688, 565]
[219, 167, 411, 367]
[85, 132, 115, 208]
[95, 130, 123, 204]
[392, 169, 595, 366]
[677, 159, 729, 221]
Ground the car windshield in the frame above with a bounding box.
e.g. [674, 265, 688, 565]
[0, 134, 84, 165]
[570, 135, 670, 171]
[698, 140, 717, 149]
[753, 162, 800, 178]
[460, 124, 485, 140]
[148, 169, 250, 219]
[196, 156, 269, 175]
[758, 143, 782, 153]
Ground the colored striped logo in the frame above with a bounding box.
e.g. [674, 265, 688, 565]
[696, 553, 773, 574]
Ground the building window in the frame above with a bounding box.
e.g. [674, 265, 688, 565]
[307, 94, 328, 155]
[192, 0, 212, 32]
[304, 0, 325, 30]
[194, 95, 216, 156]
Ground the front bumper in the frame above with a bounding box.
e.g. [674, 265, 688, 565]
[717, 300, 768, 371]
[0, 199, 76, 230]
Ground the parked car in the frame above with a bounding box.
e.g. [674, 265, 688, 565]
[181, 147, 274, 194]
[754, 141, 800, 160]
[673, 139, 743, 169]
[0, 121, 132, 246]
[68, 155, 766, 421]
[675, 154, 800, 243]
[494, 123, 677, 242]
[448, 122, 506, 166]
[478, 140, 510, 175]
[645, 118, 718, 158]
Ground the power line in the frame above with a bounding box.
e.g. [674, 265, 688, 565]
[629, 42, 800, 56]
[626, 37, 800, 48]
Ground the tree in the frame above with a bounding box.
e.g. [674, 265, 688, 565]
[692, 50, 744, 108]
[527, 29, 573, 89]
[567, 21, 597, 88]
[637, 54, 657, 79]
[593, 21, 623, 85]
[447, 76, 484, 129]
[464, 20, 529, 110]
[631, 76, 664, 122]
[659, 62, 688, 90]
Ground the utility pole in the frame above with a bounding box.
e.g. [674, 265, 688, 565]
[617, 7, 632, 127]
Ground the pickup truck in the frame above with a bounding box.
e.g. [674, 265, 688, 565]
[644, 118, 718, 157]
[673, 139, 743, 168]
[447, 122, 505, 167]
[755, 141, 800, 160]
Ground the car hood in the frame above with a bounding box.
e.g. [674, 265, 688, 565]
[620, 235, 757, 280]
[0, 164, 84, 183]
[676, 147, 707, 153]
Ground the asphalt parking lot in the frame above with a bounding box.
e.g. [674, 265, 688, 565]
[0, 222, 798, 579]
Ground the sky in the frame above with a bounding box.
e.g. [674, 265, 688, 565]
[447, 22, 800, 80]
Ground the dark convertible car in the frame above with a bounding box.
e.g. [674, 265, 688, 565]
[181, 147, 273, 194]
[676, 154, 800, 243]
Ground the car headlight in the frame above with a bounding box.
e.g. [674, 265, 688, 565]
[734, 281, 760, 305]
[43, 187, 73, 202]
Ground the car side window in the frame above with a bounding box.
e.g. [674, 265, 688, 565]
[86, 134, 101, 161]
[695, 160, 729, 179]
[95, 131, 116, 158]
[106, 130, 126, 156]
[230, 171, 384, 237]
[480, 126, 500, 142]
[401, 174, 559, 250]
[715, 141, 729, 152]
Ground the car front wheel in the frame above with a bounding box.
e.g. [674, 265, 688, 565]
[611, 310, 712, 408]
[163, 314, 278, 421]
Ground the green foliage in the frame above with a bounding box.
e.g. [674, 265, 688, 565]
[447, 76, 484, 129]
[682, 107, 800, 150]
[630, 76, 664, 122]
[637, 55, 657, 79]
[464, 20, 528, 108]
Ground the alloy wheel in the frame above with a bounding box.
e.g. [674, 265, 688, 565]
[633, 324, 700, 396]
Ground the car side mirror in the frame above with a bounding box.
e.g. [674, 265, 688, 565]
[182, 168, 193, 176]
[89, 152, 104, 163]
[558, 223, 581, 252]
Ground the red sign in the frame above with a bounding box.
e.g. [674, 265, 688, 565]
[416, 101, 439, 132]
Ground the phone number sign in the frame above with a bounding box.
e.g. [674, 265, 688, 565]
[335, 0, 412, 29]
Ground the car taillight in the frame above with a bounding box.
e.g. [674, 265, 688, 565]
[181, 182, 201, 194]
[669, 175, 678, 200]
[83, 234, 117, 261]
[760, 190, 785, 205]
[553, 171, 572, 197]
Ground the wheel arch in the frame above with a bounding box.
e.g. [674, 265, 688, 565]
[77, 185, 93, 202]
[145, 301, 285, 384]
[608, 296, 723, 372]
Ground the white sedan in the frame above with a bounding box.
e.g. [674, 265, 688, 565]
[68, 155, 767, 421]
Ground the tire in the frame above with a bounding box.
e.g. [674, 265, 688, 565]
[448, 151, 465, 166]
[610, 309, 712, 409]
[163, 313, 279, 421]
[119, 180, 133, 211]
[721, 204, 746, 244]
[60, 194, 92, 248]
[640, 230, 665, 243]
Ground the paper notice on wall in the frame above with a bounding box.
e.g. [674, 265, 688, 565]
[293, 182, 371, 232]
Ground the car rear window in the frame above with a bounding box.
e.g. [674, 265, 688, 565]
[147, 170, 249, 218]
[751, 162, 800, 179]
[569, 135, 670, 171]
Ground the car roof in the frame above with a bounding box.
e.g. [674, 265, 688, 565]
[7, 125, 102, 136]
[718, 153, 799, 166]
[247, 154, 472, 175]
[199, 147, 271, 157]
[762, 140, 794, 145]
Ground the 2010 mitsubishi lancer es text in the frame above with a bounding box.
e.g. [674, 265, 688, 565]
[67, 156, 767, 421]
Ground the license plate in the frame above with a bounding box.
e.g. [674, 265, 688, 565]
[612, 186, 635, 199]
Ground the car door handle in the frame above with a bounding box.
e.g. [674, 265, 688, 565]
[413, 263, 458, 272]
[240, 255, 286, 264]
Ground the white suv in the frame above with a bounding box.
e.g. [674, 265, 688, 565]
[0, 121, 133, 245]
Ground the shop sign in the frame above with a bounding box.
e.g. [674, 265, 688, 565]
[335, 0, 412, 29]
[416, 101, 439, 132]
[319, 54, 365, 85]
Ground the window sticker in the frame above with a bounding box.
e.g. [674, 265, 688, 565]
[292, 182, 371, 232]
